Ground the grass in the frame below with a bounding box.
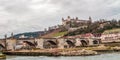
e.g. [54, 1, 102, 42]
[53, 31, 67, 37]
[103, 28, 120, 34]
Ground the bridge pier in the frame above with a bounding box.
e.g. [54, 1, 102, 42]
[58, 38, 65, 49]
[75, 38, 82, 47]
[35, 38, 44, 49]
[6, 39, 16, 51]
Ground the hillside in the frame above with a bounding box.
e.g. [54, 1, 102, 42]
[65, 20, 120, 36]
[13, 31, 45, 39]
[103, 28, 120, 34]
[41, 29, 67, 38]
[10, 18, 120, 38]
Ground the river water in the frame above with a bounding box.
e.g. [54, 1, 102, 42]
[3, 53, 120, 60]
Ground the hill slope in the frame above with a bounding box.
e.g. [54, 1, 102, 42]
[41, 29, 67, 38]
[103, 28, 120, 34]
[13, 31, 45, 39]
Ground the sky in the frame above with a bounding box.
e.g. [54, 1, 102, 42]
[0, 0, 120, 38]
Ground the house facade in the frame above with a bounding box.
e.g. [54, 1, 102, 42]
[101, 33, 120, 43]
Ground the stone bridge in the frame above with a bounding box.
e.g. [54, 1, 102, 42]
[0, 37, 101, 51]
[0, 38, 36, 51]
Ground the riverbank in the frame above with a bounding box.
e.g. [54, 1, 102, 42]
[3, 45, 120, 56]
[3, 50, 98, 56]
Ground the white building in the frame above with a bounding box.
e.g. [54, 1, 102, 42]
[101, 33, 120, 43]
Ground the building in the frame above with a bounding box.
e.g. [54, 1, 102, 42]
[62, 16, 92, 29]
[101, 33, 120, 43]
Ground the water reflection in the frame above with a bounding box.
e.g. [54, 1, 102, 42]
[5, 53, 120, 60]
[0, 59, 6, 60]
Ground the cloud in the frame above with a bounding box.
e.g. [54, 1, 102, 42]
[0, 0, 120, 38]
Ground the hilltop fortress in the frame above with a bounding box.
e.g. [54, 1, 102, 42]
[47, 16, 92, 32]
[62, 16, 92, 26]
[62, 16, 92, 32]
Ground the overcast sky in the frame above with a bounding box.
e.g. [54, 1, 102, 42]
[0, 0, 120, 38]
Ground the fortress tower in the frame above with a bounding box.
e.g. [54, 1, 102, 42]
[62, 16, 71, 26]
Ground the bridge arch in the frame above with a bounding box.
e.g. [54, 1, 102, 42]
[93, 40, 99, 44]
[80, 40, 89, 47]
[66, 40, 75, 48]
[23, 41, 35, 47]
[44, 40, 58, 49]
[93, 39, 101, 44]
[47, 40, 57, 45]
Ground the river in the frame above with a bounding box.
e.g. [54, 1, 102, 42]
[3, 53, 120, 60]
